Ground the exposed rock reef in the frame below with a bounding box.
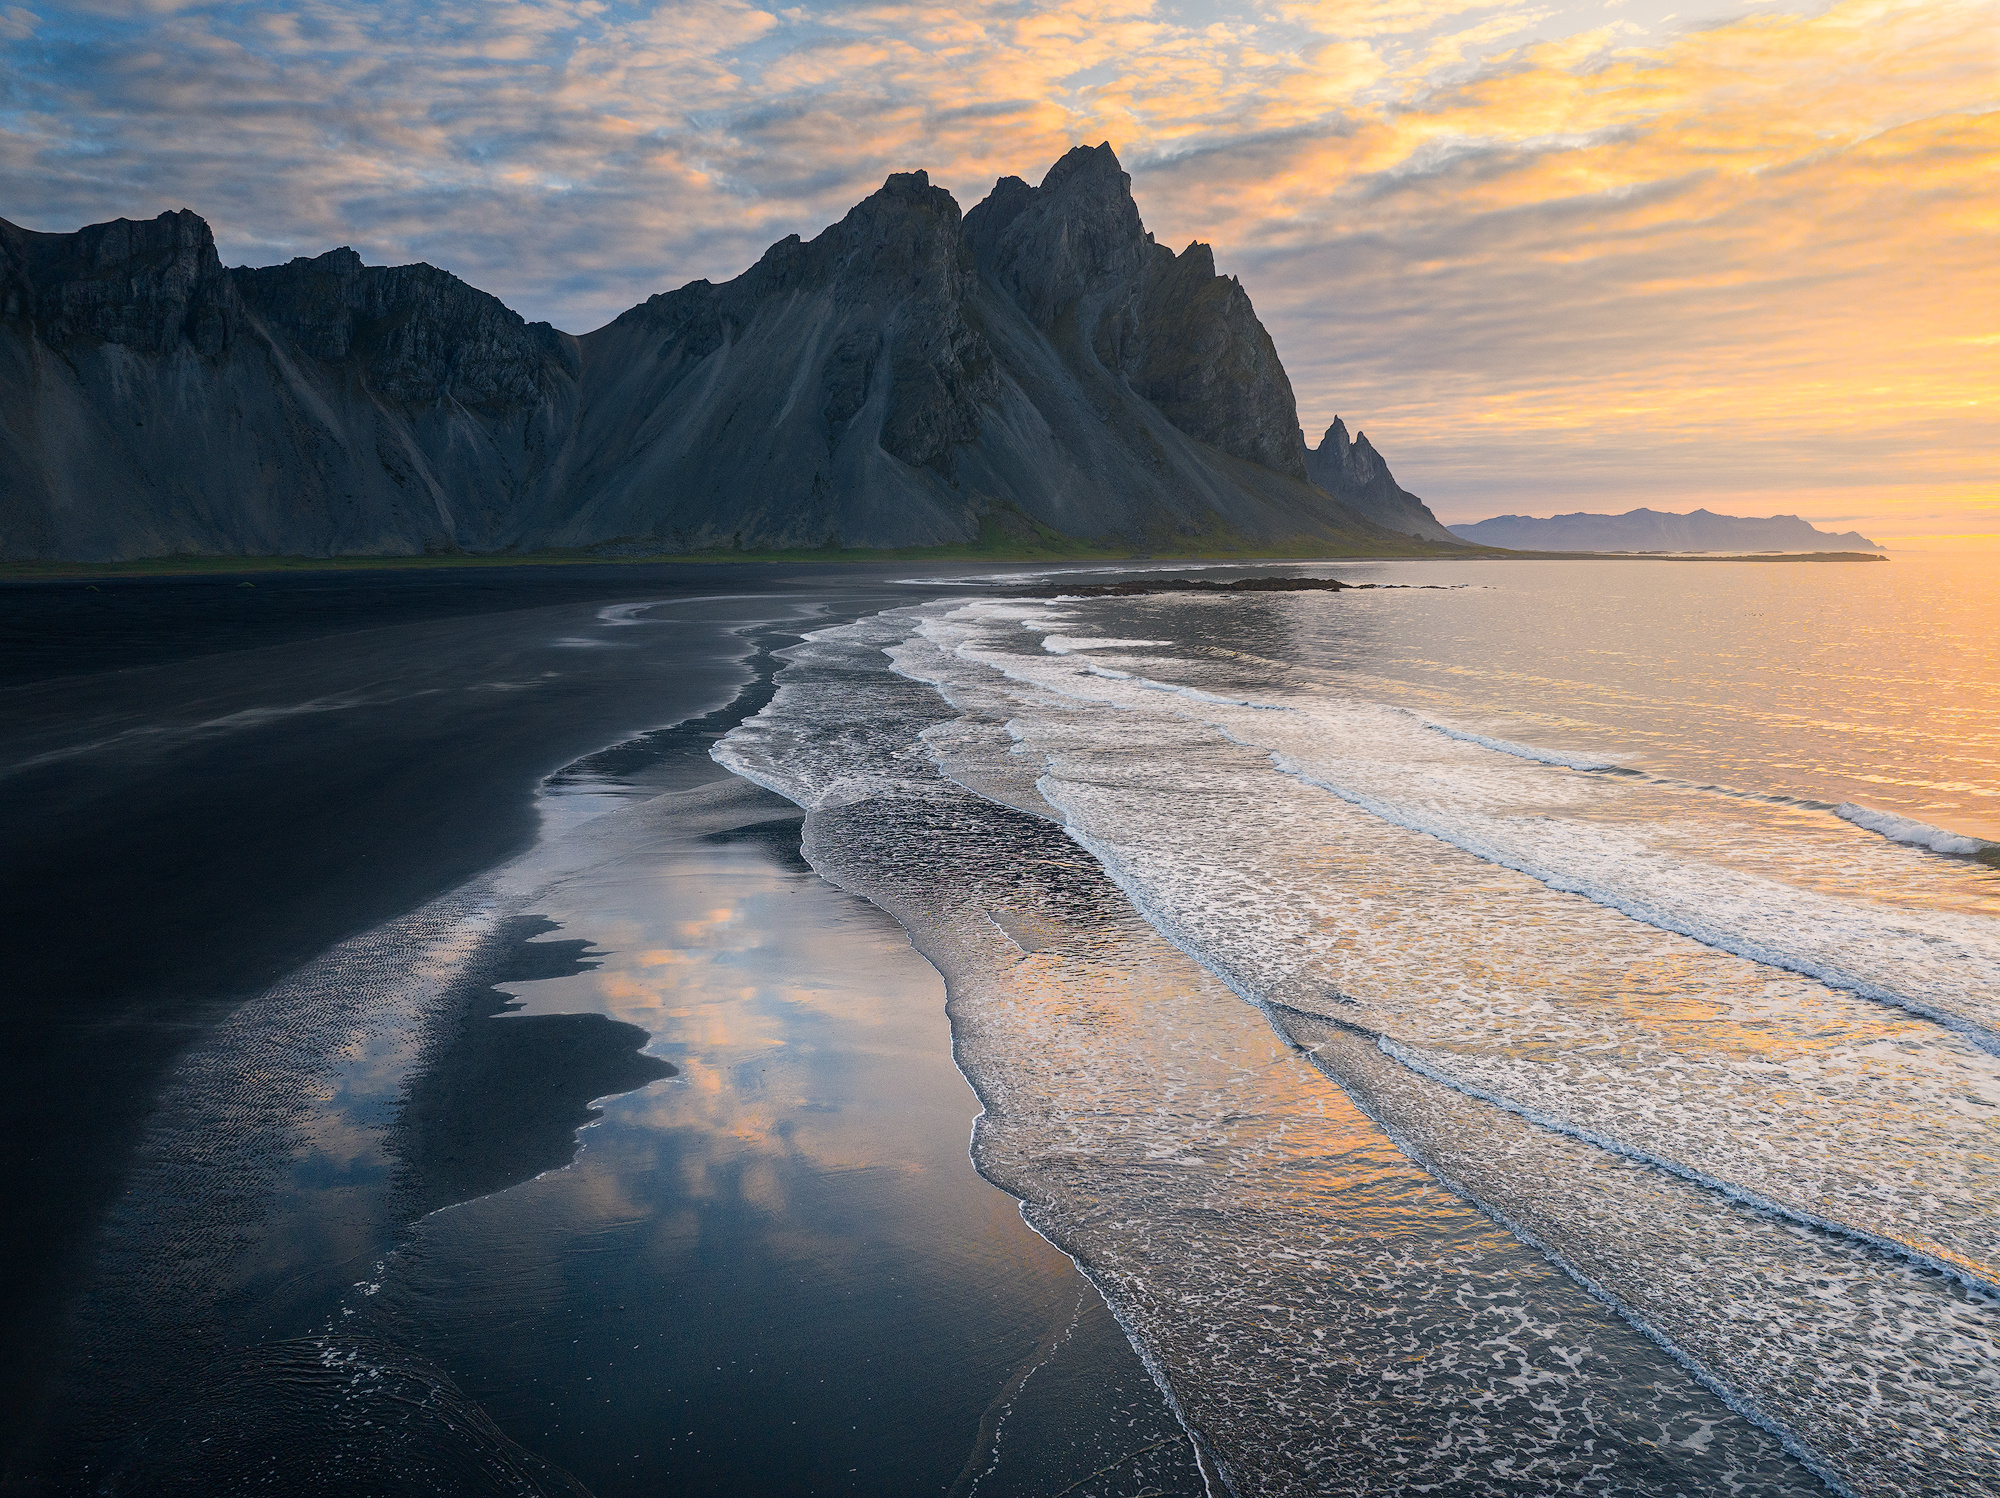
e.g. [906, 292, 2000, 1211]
[2, 145, 1464, 561]
[1304, 419, 1458, 544]
[1449, 508, 1883, 552]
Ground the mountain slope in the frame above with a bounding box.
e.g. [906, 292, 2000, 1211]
[0, 212, 578, 560]
[1448, 509, 1882, 552]
[1, 147, 1462, 561]
[1304, 419, 1457, 543]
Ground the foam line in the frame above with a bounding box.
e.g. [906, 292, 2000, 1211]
[1419, 720, 1623, 771]
[1036, 803, 1870, 1498]
[1837, 802, 1997, 859]
[1363, 1032, 2000, 1300]
[1038, 791, 2000, 1300]
[1273, 1028, 1865, 1498]
[1241, 740, 2000, 1057]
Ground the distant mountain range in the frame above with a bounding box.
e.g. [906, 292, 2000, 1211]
[1, 144, 1464, 562]
[1448, 509, 1883, 553]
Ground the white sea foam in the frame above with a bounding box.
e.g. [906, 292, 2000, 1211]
[1036, 636, 1173, 654]
[596, 601, 661, 625]
[1080, 663, 1290, 710]
[1420, 719, 1623, 771]
[936, 601, 2000, 1046]
[595, 595, 774, 623]
[1837, 802, 1996, 858]
[904, 600, 2000, 1265]
[715, 596, 2000, 1496]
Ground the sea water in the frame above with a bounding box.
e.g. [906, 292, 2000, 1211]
[717, 553, 2000, 1496]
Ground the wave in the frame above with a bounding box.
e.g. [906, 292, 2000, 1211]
[1258, 744, 2000, 1053]
[1036, 635, 1174, 654]
[1838, 802, 1998, 860]
[1418, 720, 1625, 771]
[912, 599, 2000, 1259]
[1416, 723, 1997, 860]
[718, 599, 2000, 1496]
[1080, 663, 1291, 710]
[1364, 1030, 2000, 1298]
[944, 609, 2000, 1048]
[955, 602, 2000, 1049]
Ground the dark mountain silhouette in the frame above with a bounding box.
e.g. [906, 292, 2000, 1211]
[1304, 419, 1457, 543]
[1, 145, 1466, 561]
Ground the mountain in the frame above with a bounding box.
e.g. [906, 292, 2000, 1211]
[0, 212, 582, 560]
[1304, 419, 1457, 543]
[1448, 509, 1883, 552]
[1, 145, 1463, 562]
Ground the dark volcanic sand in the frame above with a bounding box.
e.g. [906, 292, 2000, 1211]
[0, 565, 821, 1460]
[0, 561, 1203, 1495]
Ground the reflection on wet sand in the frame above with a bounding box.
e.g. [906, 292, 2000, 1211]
[392, 914, 676, 1217]
[355, 779, 1203, 1497]
[50, 768, 1198, 1495]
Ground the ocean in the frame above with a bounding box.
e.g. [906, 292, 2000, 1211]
[718, 552, 2000, 1496]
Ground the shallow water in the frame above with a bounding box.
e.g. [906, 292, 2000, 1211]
[720, 553, 2000, 1495]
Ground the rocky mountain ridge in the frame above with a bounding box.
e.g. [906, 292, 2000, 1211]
[1305, 419, 1457, 543]
[2, 145, 1464, 561]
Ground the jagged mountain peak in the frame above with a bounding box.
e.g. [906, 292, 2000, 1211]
[232, 243, 572, 410]
[3, 206, 236, 356]
[1039, 140, 1129, 194]
[966, 142, 1150, 326]
[1306, 416, 1456, 543]
[2, 146, 1460, 561]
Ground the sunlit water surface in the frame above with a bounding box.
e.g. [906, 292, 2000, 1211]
[718, 553, 2000, 1497]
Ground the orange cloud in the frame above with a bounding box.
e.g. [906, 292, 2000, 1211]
[6, 0, 1990, 533]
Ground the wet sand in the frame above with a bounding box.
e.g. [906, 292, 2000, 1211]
[0, 564, 1199, 1493]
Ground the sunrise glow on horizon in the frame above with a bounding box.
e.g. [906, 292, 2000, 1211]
[4, 0, 1993, 543]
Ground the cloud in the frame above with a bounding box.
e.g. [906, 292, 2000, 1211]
[1, 0, 1991, 528]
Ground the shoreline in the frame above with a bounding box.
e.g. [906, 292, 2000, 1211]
[0, 577, 887, 1473]
[716, 599, 1830, 1492]
[0, 546, 1886, 582]
[8, 575, 1209, 1494]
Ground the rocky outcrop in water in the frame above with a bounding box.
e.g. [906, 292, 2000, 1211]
[1304, 419, 1457, 543]
[2, 146, 1465, 561]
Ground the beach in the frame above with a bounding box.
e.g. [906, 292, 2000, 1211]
[4, 554, 1996, 1495]
[0, 562, 1199, 1493]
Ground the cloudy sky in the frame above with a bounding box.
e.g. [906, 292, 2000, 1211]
[3, 0, 1993, 540]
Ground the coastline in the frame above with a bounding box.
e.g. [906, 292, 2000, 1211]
[10, 555, 1982, 1491]
[2, 570, 1207, 1494]
[0, 545, 1886, 583]
[716, 601, 1827, 1494]
[0, 572, 864, 1474]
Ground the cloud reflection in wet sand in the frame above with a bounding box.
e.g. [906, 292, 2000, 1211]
[365, 783, 1201, 1495]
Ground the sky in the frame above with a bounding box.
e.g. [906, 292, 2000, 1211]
[2, 0, 1994, 541]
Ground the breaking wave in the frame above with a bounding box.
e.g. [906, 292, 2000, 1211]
[1838, 801, 1998, 860]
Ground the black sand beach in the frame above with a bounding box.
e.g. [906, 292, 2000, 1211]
[0, 562, 1197, 1493]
